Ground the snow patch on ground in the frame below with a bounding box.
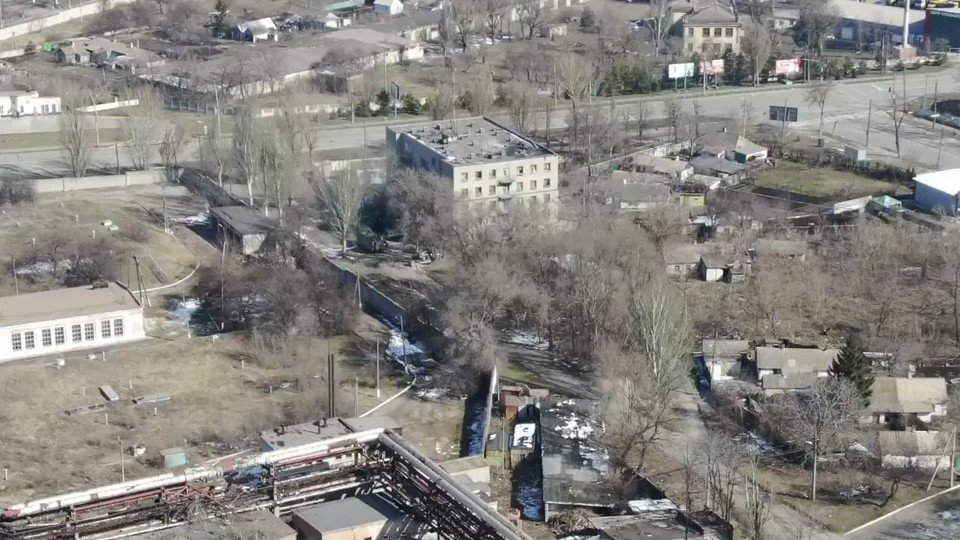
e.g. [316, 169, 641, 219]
[171, 212, 208, 225]
[734, 431, 777, 457]
[169, 298, 202, 326]
[628, 498, 679, 513]
[507, 331, 549, 350]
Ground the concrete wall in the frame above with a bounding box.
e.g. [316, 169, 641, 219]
[32, 170, 165, 194]
[77, 99, 140, 113]
[0, 308, 144, 363]
[0, 0, 137, 41]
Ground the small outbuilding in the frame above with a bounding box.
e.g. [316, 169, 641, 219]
[231, 18, 279, 42]
[913, 169, 960, 216]
[210, 206, 277, 255]
[373, 0, 404, 16]
[291, 494, 422, 540]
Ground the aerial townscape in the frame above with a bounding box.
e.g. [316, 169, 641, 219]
[1, 0, 960, 539]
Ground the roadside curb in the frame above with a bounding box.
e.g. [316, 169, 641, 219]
[844, 483, 960, 536]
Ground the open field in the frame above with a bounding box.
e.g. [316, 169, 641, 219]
[0, 128, 125, 150]
[0, 184, 210, 297]
[753, 161, 903, 199]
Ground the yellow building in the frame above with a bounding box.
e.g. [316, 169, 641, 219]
[681, 4, 742, 56]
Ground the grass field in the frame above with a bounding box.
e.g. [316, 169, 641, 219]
[754, 162, 905, 199]
[0, 128, 126, 151]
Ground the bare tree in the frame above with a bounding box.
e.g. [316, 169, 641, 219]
[505, 83, 537, 135]
[744, 460, 772, 540]
[741, 21, 773, 87]
[664, 96, 683, 144]
[639, 203, 688, 254]
[768, 378, 865, 500]
[233, 105, 259, 206]
[702, 431, 749, 521]
[443, 0, 477, 51]
[558, 54, 596, 144]
[158, 126, 184, 182]
[798, 0, 840, 59]
[467, 67, 495, 116]
[481, 0, 509, 41]
[310, 169, 365, 256]
[59, 100, 92, 179]
[517, 0, 552, 38]
[643, 0, 672, 56]
[601, 279, 692, 472]
[125, 87, 162, 170]
[635, 101, 648, 142]
[259, 130, 287, 223]
[201, 119, 229, 187]
[431, 84, 456, 120]
[805, 78, 834, 146]
[891, 78, 909, 158]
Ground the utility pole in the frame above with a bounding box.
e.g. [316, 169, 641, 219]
[354, 377, 359, 417]
[114, 142, 120, 174]
[87, 90, 100, 145]
[219, 225, 227, 330]
[865, 100, 872, 146]
[934, 82, 939, 114]
[119, 437, 125, 482]
[376, 337, 381, 399]
[937, 126, 945, 169]
[11, 257, 18, 295]
[779, 97, 788, 147]
[923, 75, 929, 109]
[951, 429, 957, 488]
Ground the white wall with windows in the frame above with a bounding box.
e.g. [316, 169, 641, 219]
[0, 308, 145, 363]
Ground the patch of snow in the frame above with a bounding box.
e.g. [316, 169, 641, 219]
[734, 431, 776, 457]
[628, 499, 679, 513]
[171, 212, 208, 225]
[555, 415, 594, 439]
[507, 331, 548, 350]
[580, 444, 610, 474]
[169, 298, 202, 326]
[415, 387, 447, 400]
[513, 423, 536, 449]
[940, 511, 959, 521]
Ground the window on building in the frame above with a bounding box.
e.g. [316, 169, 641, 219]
[55, 327, 65, 345]
[24, 331, 35, 349]
[488, 200, 497, 209]
[72, 324, 82, 343]
[84, 322, 95, 341]
[460, 172, 468, 181]
[11, 333, 21, 351]
[531, 164, 537, 173]
[713, 27, 722, 37]
[712, 43, 721, 54]
[544, 178, 551, 188]
[725, 27, 733, 37]
[545, 193, 551, 203]
[475, 170, 482, 180]
[475, 186, 482, 196]
[489, 169, 497, 179]
[530, 180, 538, 190]
[113, 319, 124, 337]
[42, 329, 52, 347]
[420, 157, 429, 168]
[516, 182, 523, 191]
[531, 195, 539, 206]
[687, 28, 694, 37]
[544, 163, 551, 171]
[101, 320, 112, 339]
[517, 166, 524, 176]
[488, 185, 496, 195]
[702, 28, 710, 37]
[460, 188, 468, 197]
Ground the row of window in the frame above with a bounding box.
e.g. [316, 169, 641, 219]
[11, 319, 124, 352]
[687, 43, 734, 54]
[467, 194, 552, 210]
[687, 27, 735, 38]
[460, 178, 552, 198]
[458, 162, 552, 182]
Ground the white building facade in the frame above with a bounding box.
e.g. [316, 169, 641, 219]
[0, 283, 145, 363]
[0, 91, 61, 117]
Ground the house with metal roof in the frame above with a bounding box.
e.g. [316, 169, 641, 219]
[868, 377, 948, 426]
[755, 347, 839, 381]
[681, 4, 742, 55]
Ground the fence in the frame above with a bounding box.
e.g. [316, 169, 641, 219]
[32, 169, 165, 193]
[0, 0, 137, 42]
[77, 99, 139, 113]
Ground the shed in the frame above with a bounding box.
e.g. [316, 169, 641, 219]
[868, 195, 903, 215]
[913, 169, 960, 216]
[210, 206, 277, 255]
[160, 447, 187, 468]
[868, 377, 948, 425]
[698, 254, 734, 283]
[231, 18, 279, 42]
[373, 0, 404, 15]
[291, 494, 420, 540]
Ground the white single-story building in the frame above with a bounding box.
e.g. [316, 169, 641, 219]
[231, 18, 279, 42]
[914, 169, 960, 216]
[868, 377, 948, 426]
[0, 282, 145, 363]
[373, 0, 404, 16]
[0, 90, 61, 117]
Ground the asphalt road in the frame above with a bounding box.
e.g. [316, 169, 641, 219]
[0, 70, 956, 179]
[847, 487, 960, 540]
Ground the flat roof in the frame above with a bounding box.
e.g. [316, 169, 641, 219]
[0, 282, 140, 328]
[540, 398, 616, 508]
[132, 510, 296, 540]
[210, 206, 276, 236]
[831, 0, 926, 25]
[259, 416, 400, 450]
[440, 455, 489, 475]
[915, 169, 960, 196]
[293, 494, 407, 534]
[390, 117, 554, 166]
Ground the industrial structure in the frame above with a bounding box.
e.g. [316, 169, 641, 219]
[0, 428, 530, 540]
[0, 282, 145, 363]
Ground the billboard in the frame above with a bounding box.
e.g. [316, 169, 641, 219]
[770, 105, 799, 122]
[701, 59, 725, 75]
[668, 62, 695, 79]
[775, 58, 801, 76]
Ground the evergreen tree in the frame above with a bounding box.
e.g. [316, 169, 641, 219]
[829, 335, 874, 405]
[213, 0, 229, 35]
